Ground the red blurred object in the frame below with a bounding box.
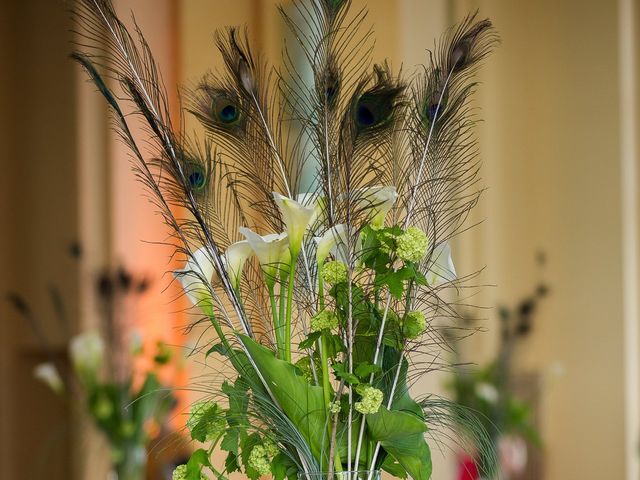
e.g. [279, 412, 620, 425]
[457, 453, 479, 480]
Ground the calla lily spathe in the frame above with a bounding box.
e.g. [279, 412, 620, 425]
[34, 362, 64, 395]
[225, 240, 253, 290]
[69, 331, 104, 385]
[315, 224, 348, 264]
[174, 246, 217, 315]
[239, 227, 290, 285]
[356, 185, 398, 228]
[425, 242, 457, 286]
[273, 192, 316, 256]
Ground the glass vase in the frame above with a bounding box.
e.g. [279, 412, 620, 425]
[299, 471, 381, 480]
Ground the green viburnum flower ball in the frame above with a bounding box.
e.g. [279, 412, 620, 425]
[403, 310, 426, 339]
[354, 385, 384, 415]
[310, 309, 339, 332]
[329, 400, 341, 414]
[396, 227, 428, 263]
[248, 445, 271, 476]
[263, 438, 280, 458]
[321, 260, 348, 284]
[187, 400, 225, 441]
[172, 465, 206, 480]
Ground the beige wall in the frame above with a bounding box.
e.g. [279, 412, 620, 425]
[0, 1, 79, 479]
[460, 0, 638, 478]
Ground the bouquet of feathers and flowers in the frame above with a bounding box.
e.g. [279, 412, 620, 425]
[71, 1, 499, 479]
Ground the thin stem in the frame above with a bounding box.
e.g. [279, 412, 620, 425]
[279, 273, 287, 347]
[268, 284, 283, 358]
[285, 252, 299, 362]
[320, 334, 332, 408]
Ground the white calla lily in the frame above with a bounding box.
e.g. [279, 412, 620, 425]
[273, 192, 316, 256]
[426, 242, 456, 286]
[69, 331, 104, 384]
[315, 224, 348, 264]
[225, 240, 253, 290]
[356, 185, 398, 228]
[239, 227, 289, 285]
[34, 362, 64, 395]
[174, 246, 217, 315]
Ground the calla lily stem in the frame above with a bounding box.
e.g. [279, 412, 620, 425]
[284, 252, 299, 362]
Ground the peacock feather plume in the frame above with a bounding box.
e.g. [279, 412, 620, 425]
[72, 1, 499, 479]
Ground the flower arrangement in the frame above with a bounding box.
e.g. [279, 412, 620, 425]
[8, 259, 177, 480]
[72, 1, 499, 479]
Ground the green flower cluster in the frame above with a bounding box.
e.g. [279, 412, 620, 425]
[172, 465, 206, 480]
[396, 227, 428, 263]
[247, 438, 279, 476]
[310, 309, 339, 332]
[187, 400, 225, 441]
[329, 400, 341, 414]
[321, 260, 348, 284]
[354, 384, 384, 414]
[403, 310, 426, 339]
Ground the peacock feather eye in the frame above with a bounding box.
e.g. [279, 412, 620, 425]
[212, 96, 241, 125]
[219, 103, 238, 123]
[356, 102, 376, 127]
[185, 163, 207, 192]
[423, 91, 448, 124]
[354, 91, 397, 132]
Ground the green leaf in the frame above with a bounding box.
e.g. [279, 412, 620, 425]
[299, 331, 321, 350]
[272, 453, 297, 480]
[221, 427, 240, 454]
[333, 362, 360, 385]
[237, 335, 328, 460]
[380, 455, 408, 478]
[206, 343, 230, 358]
[225, 451, 240, 474]
[186, 448, 211, 480]
[222, 379, 249, 426]
[375, 267, 414, 299]
[240, 432, 262, 480]
[366, 407, 431, 480]
[355, 362, 382, 379]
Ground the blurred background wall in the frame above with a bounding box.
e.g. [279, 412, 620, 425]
[1, 1, 639, 480]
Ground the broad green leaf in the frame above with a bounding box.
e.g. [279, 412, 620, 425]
[366, 407, 431, 480]
[381, 455, 408, 478]
[238, 335, 328, 460]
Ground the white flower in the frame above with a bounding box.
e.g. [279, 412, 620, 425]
[69, 331, 104, 384]
[425, 242, 456, 286]
[315, 224, 348, 264]
[273, 192, 316, 256]
[239, 227, 289, 285]
[355, 186, 398, 228]
[174, 246, 217, 315]
[225, 240, 252, 289]
[475, 382, 499, 404]
[33, 362, 64, 394]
